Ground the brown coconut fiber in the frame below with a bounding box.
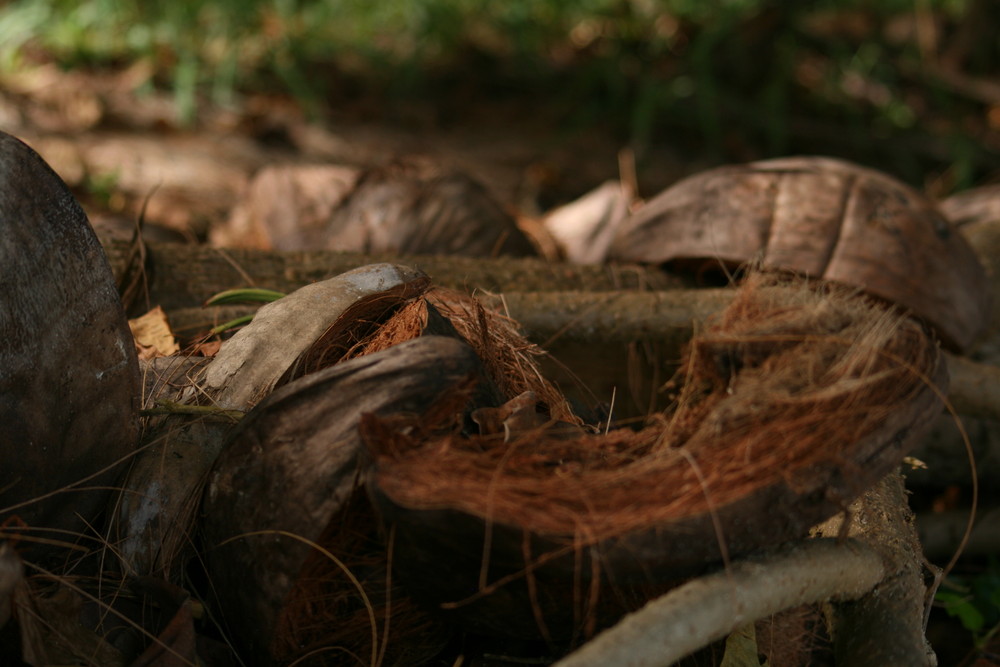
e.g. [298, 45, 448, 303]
[263, 287, 583, 662]
[339, 286, 580, 424]
[361, 272, 946, 640]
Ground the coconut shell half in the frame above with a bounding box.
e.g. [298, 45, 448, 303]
[610, 156, 990, 351]
[363, 274, 946, 642]
[0, 131, 139, 554]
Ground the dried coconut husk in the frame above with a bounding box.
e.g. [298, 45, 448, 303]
[272, 487, 452, 667]
[204, 263, 429, 410]
[425, 288, 580, 424]
[330, 286, 580, 425]
[0, 131, 139, 559]
[362, 272, 947, 642]
[610, 156, 990, 351]
[202, 336, 501, 663]
[113, 265, 431, 581]
[202, 277, 588, 663]
[323, 158, 537, 257]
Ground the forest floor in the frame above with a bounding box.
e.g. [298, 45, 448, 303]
[1, 53, 997, 666]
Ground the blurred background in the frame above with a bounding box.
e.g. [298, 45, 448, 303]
[1, 0, 999, 207]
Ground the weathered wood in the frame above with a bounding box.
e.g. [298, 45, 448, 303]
[815, 473, 936, 667]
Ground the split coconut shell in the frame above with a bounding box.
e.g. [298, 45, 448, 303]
[217, 158, 537, 257]
[199, 264, 581, 664]
[115, 263, 431, 579]
[609, 156, 990, 351]
[362, 274, 947, 642]
[0, 131, 139, 554]
[202, 335, 497, 664]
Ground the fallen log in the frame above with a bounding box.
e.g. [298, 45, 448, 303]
[165, 288, 998, 422]
[102, 240, 685, 313]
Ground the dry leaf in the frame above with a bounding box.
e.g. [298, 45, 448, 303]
[721, 623, 767, 667]
[129, 306, 180, 360]
[189, 339, 222, 357]
[32, 587, 124, 667]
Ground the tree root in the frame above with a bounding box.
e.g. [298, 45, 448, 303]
[553, 538, 884, 667]
[555, 472, 935, 667]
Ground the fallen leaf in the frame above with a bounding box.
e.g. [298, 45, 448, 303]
[720, 623, 767, 667]
[129, 306, 180, 360]
[189, 339, 222, 357]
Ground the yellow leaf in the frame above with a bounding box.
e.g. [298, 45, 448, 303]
[720, 623, 767, 667]
[128, 306, 179, 360]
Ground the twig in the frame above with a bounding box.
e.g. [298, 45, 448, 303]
[139, 399, 244, 421]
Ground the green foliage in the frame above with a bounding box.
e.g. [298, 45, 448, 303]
[204, 287, 286, 307]
[0, 0, 994, 184]
[83, 168, 121, 209]
[937, 562, 1000, 650]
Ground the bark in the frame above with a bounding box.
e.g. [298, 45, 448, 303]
[814, 473, 937, 667]
[103, 240, 685, 313]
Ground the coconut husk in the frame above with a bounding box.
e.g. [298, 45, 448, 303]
[541, 181, 630, 264]
[272, 487, 452, 667]
[0, 130, 139, 559]
[200, 269, 594, 662]
[202, 335, 501, 662]
[203, 263, 429, 410]
[323, 158, 537, 257]
[113, 265, 431, 581]
[217, 158, 537, 257]
[362, 272, 946, 641]
[112, 356, 219, 579]
[610, 156, 990, 351]
[425, 288, 580, 424]
[331, 286, 580, 425]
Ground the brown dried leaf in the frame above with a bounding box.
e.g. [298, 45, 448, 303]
[188, 339, 221, 357]
[129, 306, 180, 360]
